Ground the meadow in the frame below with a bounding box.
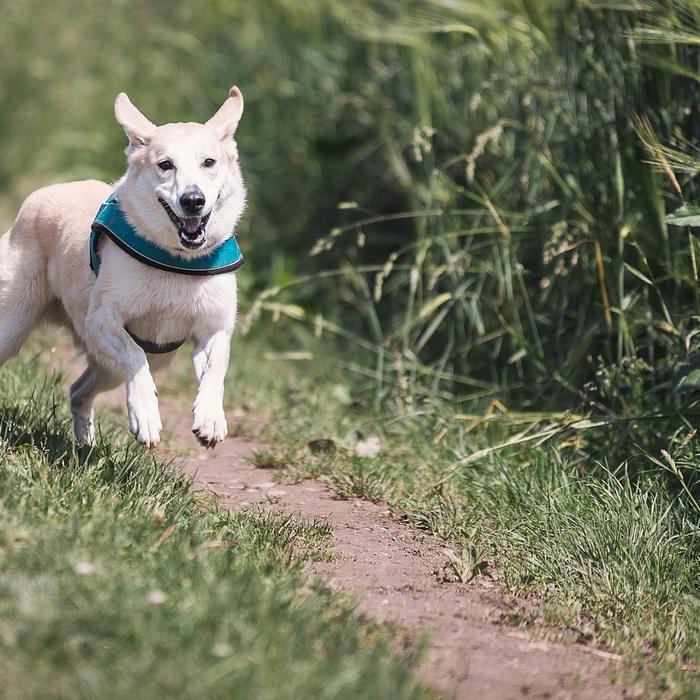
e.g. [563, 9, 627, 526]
[1, 0, 700, 696]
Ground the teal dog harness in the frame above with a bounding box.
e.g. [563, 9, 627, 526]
[90, 194, 244, 354]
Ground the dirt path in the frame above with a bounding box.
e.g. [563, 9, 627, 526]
[160, 401, 626, 698]
[56, 358, 625, 700]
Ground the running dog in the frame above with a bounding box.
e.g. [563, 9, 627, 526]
[0, 86, 246, 447]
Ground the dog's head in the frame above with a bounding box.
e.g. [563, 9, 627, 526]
[113, 86, 246, 255]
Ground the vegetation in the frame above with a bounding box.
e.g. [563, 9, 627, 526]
[2, 0, 700, 696]
[224, 333, 699, 697]
[0, 356, 430, 699]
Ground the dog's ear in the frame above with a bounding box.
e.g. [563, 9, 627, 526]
[114, 93, 156, 146]
[206, 86, 244, 141]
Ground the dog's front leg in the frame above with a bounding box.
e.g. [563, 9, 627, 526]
[191, 329, 231, 447]
[85, 304, 162, 447]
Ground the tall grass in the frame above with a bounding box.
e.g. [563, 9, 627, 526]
[2, 0, 700, 500]
[1, 1, 699, 406]
[234, 2, 700, 497]
[249, 0, 700, 406]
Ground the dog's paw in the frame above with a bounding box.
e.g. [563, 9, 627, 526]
[72, 410, 96, 446]
[127, 382, 162, 448]
[192, 404, 228, 448]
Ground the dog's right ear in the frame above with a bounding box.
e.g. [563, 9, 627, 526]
[114, 93, 156, 146]
[206, 86, 244, 141]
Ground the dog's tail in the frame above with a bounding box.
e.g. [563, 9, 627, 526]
[0, 193, 52, 364]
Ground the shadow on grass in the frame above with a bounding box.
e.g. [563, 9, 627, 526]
[0, 375, 169, 491]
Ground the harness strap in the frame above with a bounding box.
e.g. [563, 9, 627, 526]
[91, 194, 244, 275]
[126, 329, 185, 355]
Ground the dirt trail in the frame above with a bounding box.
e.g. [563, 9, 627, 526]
[165, 403, 624, 700]
[57, 361, 624, 700]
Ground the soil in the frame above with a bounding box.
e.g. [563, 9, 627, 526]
[56, 358, 626, 700]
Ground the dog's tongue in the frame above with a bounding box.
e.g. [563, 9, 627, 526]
[184, 217, 202, 235]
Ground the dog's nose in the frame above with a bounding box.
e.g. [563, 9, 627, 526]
[180, 188, 205, 215]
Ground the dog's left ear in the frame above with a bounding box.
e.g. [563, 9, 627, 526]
[114, 93, 157, 146]
[206, 86, 244, 141]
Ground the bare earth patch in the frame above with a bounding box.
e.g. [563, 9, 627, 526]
[163, 398, 624, 699]
[54, 359, 625, 700]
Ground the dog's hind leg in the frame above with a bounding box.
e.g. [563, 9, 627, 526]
[0, 225, 52, 366]
[70, 361, 120, 445]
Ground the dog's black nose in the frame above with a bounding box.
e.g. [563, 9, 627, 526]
[180, 188, 206, 215]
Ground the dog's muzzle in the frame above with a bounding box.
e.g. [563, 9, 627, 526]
[158, 197, 211, 249]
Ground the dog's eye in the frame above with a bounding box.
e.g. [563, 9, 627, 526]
[157, 159, 174, 171]
[203, 158, 217, 168]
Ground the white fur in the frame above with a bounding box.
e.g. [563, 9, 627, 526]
[0, 86, 247, 447]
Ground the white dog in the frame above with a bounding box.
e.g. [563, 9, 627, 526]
[0, 86, 247, 448]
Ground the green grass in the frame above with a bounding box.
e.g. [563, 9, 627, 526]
[219, 330, 700, 699]
[3, 1, 700, 697]
[0, 355, 432, 700]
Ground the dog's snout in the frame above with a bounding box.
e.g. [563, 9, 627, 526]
[180, 188, 206, 215]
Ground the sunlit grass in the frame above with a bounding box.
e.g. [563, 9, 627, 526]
[0, 355, 431, 699]
[3, 0, 700, 696]
[222, 331, 700, 696]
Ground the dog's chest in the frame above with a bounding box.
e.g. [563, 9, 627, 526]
[119, 269, 237, 342]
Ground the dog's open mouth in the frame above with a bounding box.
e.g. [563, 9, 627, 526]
[158, 198, 211, 249]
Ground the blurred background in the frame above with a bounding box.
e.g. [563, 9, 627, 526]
[2, 0, 700, 421]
